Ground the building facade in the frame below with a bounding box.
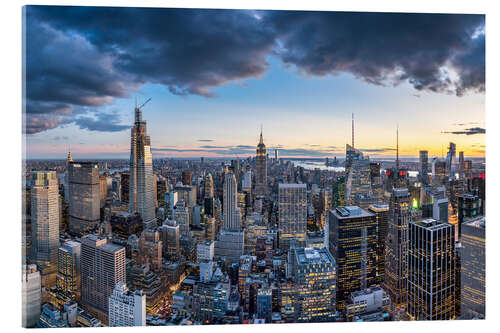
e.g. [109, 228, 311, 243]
[31, 171, 60, 266]
[328, 206, 377, 311]
[278, 183, 307, 251]
[408, 219, 456, 320]
[67, 161, 100, 235]
[108, 282, 146, 327]
[80, 235, 126, 324]
[129, 103, 156, 229]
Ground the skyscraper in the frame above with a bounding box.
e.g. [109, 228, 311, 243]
[214, 168, 245, 263]
[458, 151, 465, 180]
[80, 235, 126, 324]
[446, 142, 457, 180]
[223, 168, 241, 231]
[137, 229, 163, 273]
[419, 150, 429, 185]
[408, 218, 455, 320]
[67, 161, 100, 235]
[278, 183, 307, 251]
[204, 173, 214, 199]
[64, 150, 73, 203]
[56, 240, 81, 299]
[31, 171, 60, 266]
[129, 101, 156, 229]
[368, 204, 389, 285]
[255, 128, 267, 197]
[460, 216, 485, 319]
[328, 206, 377, 311]
[22, 264, 41, 328]
[108, 282, 146, 327]
[345, 158, 372, 205]
[384, 188, 411, 309]
[290, 247, 337, 322]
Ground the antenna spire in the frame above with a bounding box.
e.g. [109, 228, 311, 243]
[259, 124, 263, 144]
[396, 123, 399, 169]
[352, 113, 355, 148]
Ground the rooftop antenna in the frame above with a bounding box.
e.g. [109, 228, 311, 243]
[396, 123, 399, 169]
[352, 113, 355, 148]
[259, 124, 263, 144]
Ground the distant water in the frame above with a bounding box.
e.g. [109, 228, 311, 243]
[291, 160, 345, 172]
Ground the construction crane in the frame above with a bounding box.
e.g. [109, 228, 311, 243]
[138, 97, 152, 110]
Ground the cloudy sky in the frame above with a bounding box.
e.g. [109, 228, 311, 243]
[24, 6, 485, 159]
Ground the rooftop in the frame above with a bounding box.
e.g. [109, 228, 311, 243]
[412, 218, 453, 231]
[295, 247, 335, 266]
[463, 215, 485, 229]
[330, 206, 374, 219]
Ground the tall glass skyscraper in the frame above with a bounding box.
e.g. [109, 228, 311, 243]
[68, 161, 100, 235]
[31, 171, 60, 266]
[328, 206, 377, 311]
[460, 216, 485, 319]
[408, 218, 456, 320]
[384, 188, 411, 309]
[129, 103, 156, 229]
[278, 183, 307, 251]
[255, 129, 267, 197]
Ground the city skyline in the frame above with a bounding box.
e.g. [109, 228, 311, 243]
[24, 7, 485, 159]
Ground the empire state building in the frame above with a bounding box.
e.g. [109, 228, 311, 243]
[129, 100, 156, 229]
[255, 128, 267, 197]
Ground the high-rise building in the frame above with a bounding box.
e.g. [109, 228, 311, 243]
[159, 219, 180, 261]
[384, 188, 411, 309]
[173, 200, 190, 237]
[408, 218, 455, 320]
[129, 101, 156, 229]
[368, 204, 389, 284]
[256, 288, 273, 322]
[121, 172, 130, 204]
[460, 216, 485, 319]
[345, 158, 372, 205]
[432, 158, 448, 186]
[137, 229, 162, 273]
[108, 282, 146, 327]
[290, 247, 337, 322]
[182, 171, 192, 186]
[56, 240, 81, 299]
[255, 128, 268, 197]
[458, 152, 465, 180]
[457, 193, 482, 239]
[328, 206, 377, 311]
[31, 171, 60, 265]
[67, 161, 100, 235]
[22, 264, 41, 328]
[64, 150, 73, 203]
[278, 184, 307, 251]
[204, 174, 214, 199]
[419, 150, 429, 185]
[446, 142, 457, 180]
[80, 235, 126, 324]
[223, 168, 241, 230]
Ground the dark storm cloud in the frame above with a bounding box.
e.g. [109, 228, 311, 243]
[25, 6, 484, 134]
[442, 127, 485, 135]
[74, 112, 130, 132]
[264, 11, 484, 95]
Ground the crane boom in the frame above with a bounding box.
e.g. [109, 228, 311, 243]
[138, 97, 152, 110]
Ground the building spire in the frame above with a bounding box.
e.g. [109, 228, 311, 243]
[396, 123, 399, 169]
[259, 124, 264, 144]
[352, 113, 355, 148]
